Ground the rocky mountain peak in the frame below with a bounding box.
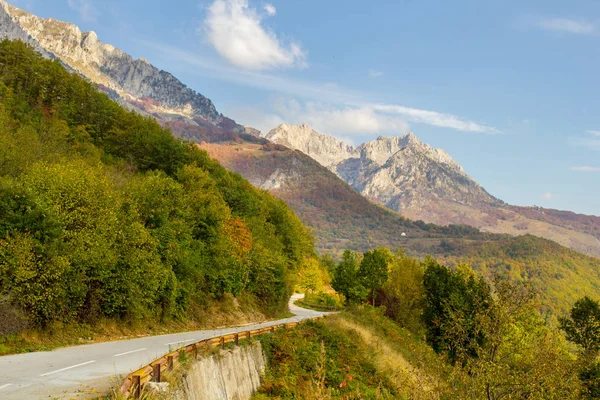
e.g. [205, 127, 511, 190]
[266, 123, 355, 167]
[266, 122, 496, 217]
[0, 0, 246, 133]
[81, 30, 98, 49]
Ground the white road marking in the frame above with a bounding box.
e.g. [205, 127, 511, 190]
[40, 360, 96, 377]
[114, 348, 147, 357]
[0, 384, 13, 390]
[164, 338, 197, 346]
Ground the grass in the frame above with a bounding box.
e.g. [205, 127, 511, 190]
[293, 299, 339, 312]
[253, 307, 463, 399]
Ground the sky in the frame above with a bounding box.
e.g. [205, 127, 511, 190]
[9, 0, 600, 216]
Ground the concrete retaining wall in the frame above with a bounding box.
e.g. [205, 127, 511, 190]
[178, 342, 265, 400]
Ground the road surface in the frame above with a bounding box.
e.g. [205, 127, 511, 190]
[0, 294, 328, 399]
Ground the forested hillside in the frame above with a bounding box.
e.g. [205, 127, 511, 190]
[200, 141, 504, 255]
[442, 235, 600, 318]
[0, 40, 315, 337]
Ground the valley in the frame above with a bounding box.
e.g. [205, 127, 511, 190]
[0, 0, 599, 398]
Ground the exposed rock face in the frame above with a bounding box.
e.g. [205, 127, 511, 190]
[266, 123, 355, 167]
[177, 342, 266, 400]
[0, 0, 243, 131]
[0, 0, 52, 57]
[340, 134, 499, 215]
[265, 123, 600, 257]
[267, 123, 499, 219]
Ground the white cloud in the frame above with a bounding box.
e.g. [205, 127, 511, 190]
[586, 130, 600, 136]
[373, 104, 500, 134]
[570, 166, 600, 172]
[535, 17, 595, 35]
[229, 98, 411, 137]
[575, 137, 600, 150]
[140, 42, 498, 135]
[263, 3, 276, 16]
[67, 0, 99, 22]
[542, 192, 553, 200]
[298, 103, 410, 135]
[369, 69, 383, 78]
[203, 0, 306, 70]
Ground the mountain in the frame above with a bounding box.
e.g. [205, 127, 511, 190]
[3, 0, 599, 258]
[0, 0, 252, 136]
[266, 124, 600, 257]
[266, 123, 355, 167]
[198, 140, 504, 255]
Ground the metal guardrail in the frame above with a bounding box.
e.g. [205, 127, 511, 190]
[119, 317, 325, 399]
[295, 301, 339, 311]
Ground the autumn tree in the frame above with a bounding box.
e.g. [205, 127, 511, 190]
[381, 250, 424, 332]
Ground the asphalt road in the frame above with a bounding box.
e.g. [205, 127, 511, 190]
[0, 294, 328, 399]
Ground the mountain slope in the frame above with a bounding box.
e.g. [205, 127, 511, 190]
[199, 140, 505, 255]
[0, 0, 249, 135]
[266, 123, 600, 257]
[443, 235, 600, 318]
[0, 40, 315, 335]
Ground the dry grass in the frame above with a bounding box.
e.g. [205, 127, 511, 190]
[330, 317, 440, 400]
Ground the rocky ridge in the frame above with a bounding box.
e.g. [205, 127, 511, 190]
[267, 123, 499, 214]
[0, 0, 244, 132]
[266, 123, 355, 167]
[265, 123, 600, 257]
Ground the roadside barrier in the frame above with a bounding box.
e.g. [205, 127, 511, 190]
[120, 316, 325, 399]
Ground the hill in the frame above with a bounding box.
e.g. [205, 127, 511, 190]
[0, 40, 315, 343]
[267, 123, 600, 257]
[442, 234, 600, 318]
[0, 0, 258, 136]
[201, 141, 600, 317]
[199, 141, 503, 255]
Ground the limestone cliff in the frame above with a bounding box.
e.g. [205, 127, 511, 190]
[265, 123, 600, 257]
[0, 0, 243, 132]
[266, 123, 355, 168]
[266, 124, 499, 217]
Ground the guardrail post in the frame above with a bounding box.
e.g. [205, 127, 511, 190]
[192, 344, 198, 359]
[234, 333, 239, 346]
[220, 336, 225, 349]
[152, 363, 161, 382]
[246, 331, 251, 341]
[132, 375, 141, 399]
[167, 355, 174, 371]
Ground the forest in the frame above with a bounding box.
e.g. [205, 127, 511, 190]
[267, 247, 600, 399]
[0, 40, 316, 336]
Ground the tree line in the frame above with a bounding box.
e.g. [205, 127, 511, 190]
[330, 246, 600, 398]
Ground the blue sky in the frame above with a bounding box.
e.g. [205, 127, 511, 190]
[10, 0, 600, 215]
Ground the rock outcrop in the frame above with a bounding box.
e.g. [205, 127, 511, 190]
[0, 0, 243, 131]
[266, 123, 355, 167]
[264, 123, 600, 256]
[266, 124, 499, 218]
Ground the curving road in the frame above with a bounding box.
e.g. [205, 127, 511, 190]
[0, 294, 328, 399]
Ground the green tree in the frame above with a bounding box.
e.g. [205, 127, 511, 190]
[422, 258, 493, 363]
[560, 297, 600, 398]
[580, 362, 600, 399]
[559, 296, 600, 358]
[358, 247, 391, 306]
[381, 250, 424, 332]
[332, 250, 367, 304]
